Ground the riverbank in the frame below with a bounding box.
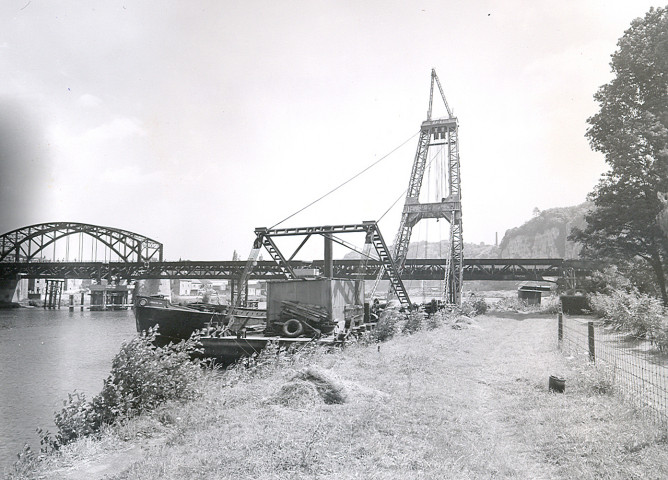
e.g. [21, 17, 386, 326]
[0, 302, 20, 309]
[6, 313, 668, 479]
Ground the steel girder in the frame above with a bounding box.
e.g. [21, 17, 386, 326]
[253, 222, 412, 306]
[0, 223, 163, 263]
[0, 258, 592, 282]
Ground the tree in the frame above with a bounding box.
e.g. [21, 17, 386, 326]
[571, 7, 668, 304]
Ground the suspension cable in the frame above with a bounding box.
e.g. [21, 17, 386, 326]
[376, 143, 446, 223]
[377, 190, 407, 223]
[270, 131, 419, 229]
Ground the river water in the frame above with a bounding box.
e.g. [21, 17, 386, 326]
[0, 307, 137, 470]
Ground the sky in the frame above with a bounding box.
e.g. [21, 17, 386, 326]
[0, 0, 664, 261]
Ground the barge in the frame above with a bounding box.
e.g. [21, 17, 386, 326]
[134, 295, 266, 343]
[134, 278, 367, 363]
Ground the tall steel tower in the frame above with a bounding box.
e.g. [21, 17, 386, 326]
[380, 69, 463, 305]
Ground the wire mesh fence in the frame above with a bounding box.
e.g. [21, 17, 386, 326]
[558, 312, 668, 426]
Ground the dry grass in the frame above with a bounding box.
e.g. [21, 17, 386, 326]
[6, 313, 668, 479]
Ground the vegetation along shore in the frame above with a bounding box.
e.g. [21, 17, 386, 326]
[5, 298, 668, 480]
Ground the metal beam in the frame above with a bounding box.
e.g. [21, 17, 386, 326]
[0, 258, 595, 282]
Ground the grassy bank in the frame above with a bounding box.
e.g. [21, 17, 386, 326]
[6, 313, 668, 479]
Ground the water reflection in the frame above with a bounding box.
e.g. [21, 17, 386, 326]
[0, 308, 136, 469]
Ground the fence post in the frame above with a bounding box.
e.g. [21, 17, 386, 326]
[558, 312, 563, 346]
[588, 321, 595, 362]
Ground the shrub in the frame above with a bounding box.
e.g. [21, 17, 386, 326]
[371, 309, 403, 342]
[489, 296, 558, 314]
[586, 266, 634, 295]
[53, 392, 103, 445]
[402, 310, 425, 334]
[460, 297, 488, 316]
[589, 288, 665, 339]
[652, 326, 668, 352]
[96, 330, 203, 419]
[490, 297, 531, 312]
[425, 310, 447, 330]
[51, 329, 204, 447]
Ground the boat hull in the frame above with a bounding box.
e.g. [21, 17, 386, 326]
[135, 304, 223, 342]
[134, 296, 265, 342]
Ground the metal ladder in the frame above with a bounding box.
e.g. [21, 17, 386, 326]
[369, 227, 411, 306]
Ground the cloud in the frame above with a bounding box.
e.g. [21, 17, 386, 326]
[45, 115, 150, 195]
[84, 117, 145, 142]
[100, 163, 165, 186]
[77, 93, 102, 108]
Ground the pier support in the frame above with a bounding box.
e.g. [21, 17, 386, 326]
[324, 234, 333, 279]
[0, 278, 19, 304]
[44, 279, 64, 308]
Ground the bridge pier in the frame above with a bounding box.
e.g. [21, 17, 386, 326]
[44, 279, 64, 309]
[0, 278, 19, 305]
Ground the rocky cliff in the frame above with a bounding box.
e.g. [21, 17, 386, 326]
[498, 203, 590, 259]
[343, 202, 589, 260]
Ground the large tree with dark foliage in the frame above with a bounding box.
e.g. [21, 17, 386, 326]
[571, 6, 668, 304]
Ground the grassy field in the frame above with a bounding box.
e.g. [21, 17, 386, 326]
[7, 313, 668, 479]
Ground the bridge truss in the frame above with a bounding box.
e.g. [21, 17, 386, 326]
[0, 258, 593, 282]
[0, 222, 163, 263]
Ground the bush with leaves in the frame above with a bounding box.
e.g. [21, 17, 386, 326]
[402, 310, 425, 334]
[51, 329, 204, 447]
[651, 326, 668, 352]
[490, 297, 533, 312]
[589, 288, 664, 339]
[489, 296, 560, 314]
[52, 392, 103, 447]
[586, 266, 634, 295]
[370, 309, 403, 342]
[460, 297, 488, 317]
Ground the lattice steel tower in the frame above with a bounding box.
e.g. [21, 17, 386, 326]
[386, 69, 463, 305]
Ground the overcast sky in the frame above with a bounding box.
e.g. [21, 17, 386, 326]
[0, 1, 662, 260]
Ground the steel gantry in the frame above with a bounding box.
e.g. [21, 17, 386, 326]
[375, 69, 464, 305]
[231, 222, 412, 309]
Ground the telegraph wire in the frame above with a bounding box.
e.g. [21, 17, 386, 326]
[376, 143, 446, 223]
[269, 130, 420, 229]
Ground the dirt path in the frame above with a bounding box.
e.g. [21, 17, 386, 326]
[398, 313, 564, 478]
[462, 314, 563, 478]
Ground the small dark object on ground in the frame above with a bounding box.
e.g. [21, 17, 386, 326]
[549, 375, 565, 393]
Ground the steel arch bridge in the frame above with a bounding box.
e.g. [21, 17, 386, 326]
[0, 222, 163, 263]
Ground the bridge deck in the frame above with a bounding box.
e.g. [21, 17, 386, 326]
[0, 258, 595, 282]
